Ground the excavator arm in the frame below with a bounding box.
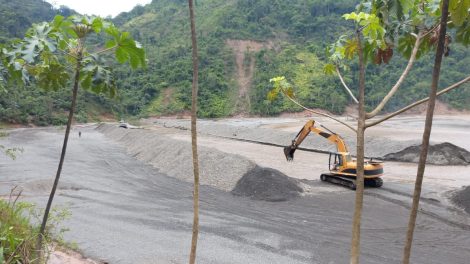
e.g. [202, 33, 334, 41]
[284, 120, 349, 161]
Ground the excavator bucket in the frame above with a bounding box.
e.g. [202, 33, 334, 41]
[284, 146, 296, 161]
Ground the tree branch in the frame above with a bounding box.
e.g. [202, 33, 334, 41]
[280, 89, 357, 133]
[366, 32, 423, 119]
[365, 75, 470, 128]
[336, 66, 359, 104]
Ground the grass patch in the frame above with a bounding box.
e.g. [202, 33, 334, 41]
[0, 195, 71, 264]
[0, 198, 39, 263]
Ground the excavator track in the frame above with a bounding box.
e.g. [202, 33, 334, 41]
[320, 173, 383, 190]
[320, 173, 357, 190]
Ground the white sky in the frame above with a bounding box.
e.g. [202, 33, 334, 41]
[45, 0, 152, 18]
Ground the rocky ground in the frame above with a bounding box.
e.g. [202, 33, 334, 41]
[0, 115, 469, 263]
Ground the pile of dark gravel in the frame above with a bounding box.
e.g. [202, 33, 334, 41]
[384, 142, 470, 165]
[452, 186, 470, 214]
[231, 166, 303, 202]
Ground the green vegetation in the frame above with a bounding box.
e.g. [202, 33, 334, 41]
[0, 198, 71, 264]
[113, 0, 470, 117]
[0, 0, 111, 126]
[0, 0, 470, 125]
[0, 199, 38, 263]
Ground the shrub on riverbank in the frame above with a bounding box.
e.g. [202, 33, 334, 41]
[0, 199, 39, 263]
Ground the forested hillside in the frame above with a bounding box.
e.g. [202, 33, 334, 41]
[114, 0, 470, 118]
[1, 0, 470, 125]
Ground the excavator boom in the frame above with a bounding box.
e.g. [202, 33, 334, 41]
[284, 120, 348, 161]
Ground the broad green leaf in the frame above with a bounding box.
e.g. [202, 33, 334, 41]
[36, 63, 69, 91]
[267, 89, 279, 101]
[81, 63, 116, 97]
[52, 15, 65, 28]
[344, 38, 359, 59]
[105, 40, 116, 49]
[343, 12, 358, 21]
[323, 63, 336, 75]
[115, 47, 127, 64]
[456, 21, 470, 45]
[115, 37, 146, 68]
[91, 17, 103, 33]
[105, 25, 120, 39]
[449, 0, 470, 26]
[80, 71, 92, 89]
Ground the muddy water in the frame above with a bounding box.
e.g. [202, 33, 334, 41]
[1, 127, 470, 264]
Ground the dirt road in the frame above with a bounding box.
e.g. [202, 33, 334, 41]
[1, 125, 469, 263]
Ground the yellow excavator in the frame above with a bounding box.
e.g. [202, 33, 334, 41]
[284, 120, 383, 190]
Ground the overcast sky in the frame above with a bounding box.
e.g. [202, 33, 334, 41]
[45, 0, 152, 18]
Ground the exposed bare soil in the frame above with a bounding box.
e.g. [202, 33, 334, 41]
[226, 39, 272, 113]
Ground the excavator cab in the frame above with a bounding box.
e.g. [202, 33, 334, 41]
[328, 153, 343, 172]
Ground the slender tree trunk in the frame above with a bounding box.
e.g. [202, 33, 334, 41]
[188, 0, 200, 263]
[36, 52, 82, 258]
[350, 32, 366, 264]
[402, 1, 449, 263]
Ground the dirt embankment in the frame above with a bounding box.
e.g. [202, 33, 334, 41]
[384, 142, 470, 165]
[96, 124, 303, 201]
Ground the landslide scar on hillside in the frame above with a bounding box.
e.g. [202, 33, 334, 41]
[226, 39, 272, 114]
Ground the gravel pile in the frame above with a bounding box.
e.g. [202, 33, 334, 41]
[231, 166, 303, 201]
[97, 124, 256, 191]
[452, 186, 470, 214]
[384, 142, 470, 165]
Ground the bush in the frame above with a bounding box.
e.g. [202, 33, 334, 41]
[0, 197, 71, 263]
[0, 199, 38, 263]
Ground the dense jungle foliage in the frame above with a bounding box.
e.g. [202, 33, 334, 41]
[1, 0, 470, 125]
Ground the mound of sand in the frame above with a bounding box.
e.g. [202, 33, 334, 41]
[231, 166, 303, 202]
[384, 142, 470, 165]
[452, 186, 470, 214]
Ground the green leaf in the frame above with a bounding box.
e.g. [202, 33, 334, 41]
[52, 15, 65, 28]
[91, 17, 103, 33]
[449, 0, 470, 26]
[81, 62, 116, 97]
[105, 40, 116, 49]
[105, 24, 120, 39]
[35, 63, 69, 91]
[456, 21, 470, 45]
[323, 63, 336, 75]
[344, 38, 358, 59]
[399, 0, 413, 15]
[267, 88, 279, 101]
[115, 47, 127, 64]
[115, 37, 145, 68]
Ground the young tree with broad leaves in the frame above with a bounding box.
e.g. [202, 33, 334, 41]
[3, 15, 145, 256]
[271, 0, 470, 263]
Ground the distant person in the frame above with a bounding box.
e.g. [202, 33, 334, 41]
[79, 131, 82, 138]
